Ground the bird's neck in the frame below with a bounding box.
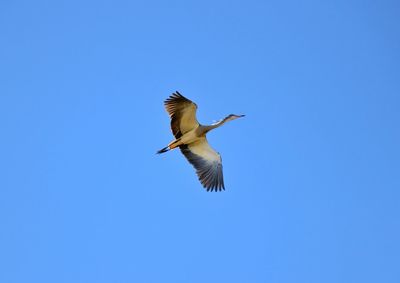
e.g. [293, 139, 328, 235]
[203, 116, 230, 133]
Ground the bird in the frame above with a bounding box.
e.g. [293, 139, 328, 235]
[157, 91, 244, 192]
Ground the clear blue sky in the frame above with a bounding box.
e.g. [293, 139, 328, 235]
[1, 1, 399, 282]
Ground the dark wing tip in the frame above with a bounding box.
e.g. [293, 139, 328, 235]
[164, 91, 189, 105]
[199, 163, 225, 192]
[204, 182, 225, 192]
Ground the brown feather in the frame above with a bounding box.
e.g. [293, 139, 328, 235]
[164, 91, 199, 138]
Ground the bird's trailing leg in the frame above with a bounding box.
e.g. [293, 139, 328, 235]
[156, 138, 182, 154]
[156, 146, 170, 154]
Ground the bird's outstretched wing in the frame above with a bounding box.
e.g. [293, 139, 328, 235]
[180, 138, 225, 191]
[164, 91, 199, 138]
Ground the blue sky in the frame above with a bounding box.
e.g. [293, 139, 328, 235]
[1, 0, 399, 282]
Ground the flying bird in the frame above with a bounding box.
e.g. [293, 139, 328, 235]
[157, 91, 244, 191]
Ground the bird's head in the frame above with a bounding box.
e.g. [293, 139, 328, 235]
[225, 114, 245, 122]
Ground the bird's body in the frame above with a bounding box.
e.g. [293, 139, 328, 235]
[157, 91, 244, 191]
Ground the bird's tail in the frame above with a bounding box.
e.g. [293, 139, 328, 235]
[156, 146, 170, 154]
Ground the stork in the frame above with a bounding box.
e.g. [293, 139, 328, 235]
[157, 91, 244, 191]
